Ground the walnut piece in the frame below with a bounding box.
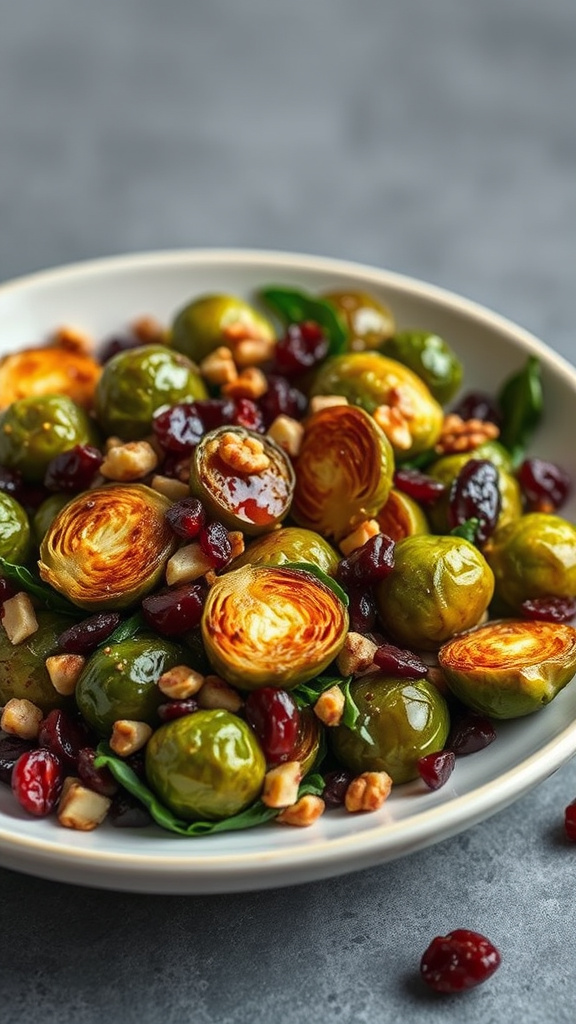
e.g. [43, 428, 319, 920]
[58, 777, 112, 831]
[336, 632, 378, 676]
[45, 653, 86, 696]
[1, 698, 43, 740]
[267, 415, 305, 458]
[276, 795, 326, 827]
[199, 346, 238, 386]
[435, 414, 500, 454]
[313, 685, 345, 727]
[218, 432, 270, 474]
[345, 771, 393, 812]
[222, 367, 268, 400]
[100, 440, 158, 481]
[339, 518, 380, 556]
[197, 675, 244, 713]
[158, 665, 205, 699]
[261, 761, 302, 808]
[110, 720, 153, 757]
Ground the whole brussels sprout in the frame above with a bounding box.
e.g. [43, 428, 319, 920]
[0, 610, 77, 712]
[376, 488, 429, 543]
[484, 512, 576, 613]
[382, 331, 463, 405]
[322, 289, 395, 351]
[145, 709, 266, 821]
[75, 634, 186, 737]
[0, 394, 100, 482]
[427, 445, 522, 535]
[310, 352, 443, 458]
[230, 526, 340, 576]
[95, 344, 207, 440]
[171, 294, 276, 365]
[330, 674, 450, 784]
[32, 493, 70, 547]
[0, 492, 31, 563]
[375, 534, 494, 650]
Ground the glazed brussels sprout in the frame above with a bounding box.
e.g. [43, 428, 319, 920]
[75, 634, 186, 737]
[330, 674, 450, 784]
[0, 610, 77, 712]
[439, 619, 576, 718]
[309, 352, 444, 457]
[381, 331, 463, 405]
[375, 534, 495, 650]
[0, 492, 31, 563]
[201, 564, 349, 690]
[32, 493, 70, 547]
[291, 405, 394, 541]
[38, 484, 178, 610]
[145, 709, 266, 821]
[322, 289, 395, 351]
[229, 526, 340, 576]
[427, 444, 522, 535]
[190, 425, 295, 535]
[0, 394, 100, 482]
[292, 707, 323, 775]
[484, 512, 576, 613]
[0, 345, 102, 410]
[376, 488, 429, 542]
[171, 293, 276, 364]
[95, 344, 207, 440]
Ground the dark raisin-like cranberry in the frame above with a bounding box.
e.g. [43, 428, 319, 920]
[517, 457, 571, 512]
[337, 533, 395, 587]
[38, 709, 90, 770]
[157, 698, 199, 722]
[449, 713, 496, 756]
[165, 497, 207, 539]
[244, 687, 300, 764]
[0, 733, 34, 785]
[393, 467, 446, 505]
[18, 482, 50, 513]
[0, 465, 24, 501]
[273, 321, 329, 376]
[152, 402, 206, 454]
[0, 576, 17, 605]
[126, 749, 147, 780]
[109, 791, 152, 828]
[420, 929, 502, 993]
[564, 799, 576, 841]
[142, 583, 206, 636]
[230, 398, 265, 433]
[520, 595, 576, 624]
[57, 612, 122, 654]
[199, 520, 232, 569]
[44, 444, 104, 492]
[77, 747, 119, 798]
[418, 750, 456, 790]
[258, 375, 308, 428]
[451, 390, 502, 427]
[99, 334, 142, 363]
[448, 459, 501, 544]
[374, 642, 429, 678]
[11, 748, 65, 816]
[347, 587, 377, 633]
[323, 769, 354, 808]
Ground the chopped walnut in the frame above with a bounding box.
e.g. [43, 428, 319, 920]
[267, 415, 305, 458]
[276, 795, 325, 827]
[51, 324, 94, 354]
[197, 675, 244, 713]
[109, 719, 153, 757]
[222, 367, 268, 400]
[1, 592, 39, 645]
[345, 771, 393, 812]
[131, 315, 168, 345]
[232, 337, 276, 368]
[1, 698, 43, 740]
[373, 404, 413, 450]
[309, 395, 349, 414]
[218, 432, 270, 474]
[199, 346, 238, 387]
[339, 519, 380, 556]
[261, 761, 302, 808]
[158, 665, 205, 699]
[58, 777, 112, 831]
[100, 440, 158, 481]
[435, 414, 500, 454]
[166, 542, 215, 585]
[313, 685, 345, 727]
[45, 653, 86, 696]
[336, 632, 378, 676]
[227, 531, 245, 561]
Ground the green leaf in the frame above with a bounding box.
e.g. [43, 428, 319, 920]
[395, 448, 438, 471]
[340, 677, 360, 730]
[0, 558, 82, 617]
[103, 611, 147, 647]
[450, 517, 480, 543]
[497, 356, 543, 465]
[283, 561, 349, 607]
[260, 286, 348, 356]
[292, 673, 352, 709]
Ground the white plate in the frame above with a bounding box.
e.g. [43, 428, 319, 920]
[1, 248, 575, 894]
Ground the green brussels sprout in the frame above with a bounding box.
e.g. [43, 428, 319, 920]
[230, 526, 340, 576]
[439, 619, 576, 719]
[32, 493, 71, 547]
[201, 564, 349, 690]
[145, 709, 266, 821]
[376, 488, 429, 542]
[330, 674, 450, 784]
[292, 707, 323, 775]
[291, 404, 394, 541]
[375, 534, 494, 650]
[484, 512, 576, 613]
[322, 289, 395, 351]
[171, 293, 276, 364]
[382, 331, 463, 405]
[38, 484, 178, 610]
[426, 445, 522, 535]
[75, 634, 186, 737]
[0, 394, 100, 482]
[310, 352, 443, 458]
[190, 426, 295, 535]
[0, 610, 77, 712]
[95, 344, 207, 440]
[0, 492, 31, 563]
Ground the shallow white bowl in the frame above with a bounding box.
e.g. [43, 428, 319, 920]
[1, 248, 575, 894]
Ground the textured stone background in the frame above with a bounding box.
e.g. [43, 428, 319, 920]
[0, 2, 575, 1022]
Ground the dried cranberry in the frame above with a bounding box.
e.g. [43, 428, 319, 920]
[420, 929, 501, 993]
[142, 583, 206, 636]
[448, 459, 501, 544]
[152, 402, 206, 454]
[38, 709, 90, 770]
[157, 698, 199, 722]
[57, 612, 122, 654]
[199, 520, 232, 569]
[322, 769, 353, 808]
[520, 595, 576, 624]
[165, 497, 207, 539]
[449, 713, 496, 756]
[347, 587, 377, 633]
[393, 467, 446, 505]
[109, 791, 152, 828]
[0, 576, 17, 605]
[337, 533, 395, 587]
[77, 747, 119, 798]
[418, 750, 456, 790]
[0, 465, 24, 501]
[258, 374, 308, 428]
[230, 398, 265, 433]
[451, 390, 501, 427]
[0, 733, 34, 785]
[99, 334, 142, 363]
[44, 444, 104, 492]
[374, 642, 429, 678]
[11, 748, 65, 816]
[273, 321, 329, 376]
[244, 688, 300, 764]
[517, 457, 571, 512]
[564, 799, 576, 841]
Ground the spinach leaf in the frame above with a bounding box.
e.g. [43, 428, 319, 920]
[103, 611, 147, 647]
[283, 560, 349, 607]
[0, 558, 82, 617]
[292, 673, 351, 709]
[450, 517, 481, 544]
[497, 356, 543, 465]
[260, 286, 347, 356]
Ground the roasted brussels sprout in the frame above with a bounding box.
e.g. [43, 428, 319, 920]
[0, 394, 100, 482]
[292, 707, 323, 775]
[171, 294, 276, 364]
[484, 512, 576, 613]
[190, 425, 295, 535]
[32, 494, 70, 547]
[291, 404, 394, 541]
[310, 352, 444, 457]
[75, 634, 186, 737]
[38, 484, 178, 610]
[0, 492, 31, 563]
[145, 709, 266, 821]
[322, 289, 395, 351]
[376, 488, 429, 542]
[382, 331, 463, 405]
[330, 674, 450, 784]
[439, 619, 576, 718]
[230, 526, 340, 576]
[0, 610, 77, 712]
[427, 444, 522, 535]
[0, 345, 102, 410]
[201, 564, 349, 690]
[95, 344, 207, 440]
[375, 534, 494, 650]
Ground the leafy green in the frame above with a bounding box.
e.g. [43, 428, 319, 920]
[0, 558, 81, 616]
[450, 517, 481, 543]
[260, 286, 348, 356]
[292, 673, 349, 709]
[102, 611, 147, 647]
[497, 356, 543, 465]
[283, 561, 349, 607]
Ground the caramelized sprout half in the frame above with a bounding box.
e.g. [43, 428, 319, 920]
[229, 526, 340, 576]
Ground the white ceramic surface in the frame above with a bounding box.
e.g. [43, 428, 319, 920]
[1, 248, 576, 895]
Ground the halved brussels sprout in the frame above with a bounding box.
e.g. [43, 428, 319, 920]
[439, 619, 576, 718]
[375, 534, 494, 650]
[38, 483, 178, 610]
[309, 352, 444, 457]
[292, 707, 323, 775]
[291, 405, 394, 541]
[0, 345, 102, 410]
[382, 331, 463, 405]
[201, 564, 349, 690]
[95, 344, 207, 440]
[322, 290, 395, 351]
[0, 492, 31, 564]
[0, 610, 77, 712]
[171, 293, 276, 364]
[0, 394, 100, 482]
[145, 709, 266, 821]
[427, 445, 522, 534]
[376, 488, 429, 542]
[330, 674, 450, 784]
[190, 425, 295, 535]
[229, 526, 340, 576]
[484, 512, 576, 613]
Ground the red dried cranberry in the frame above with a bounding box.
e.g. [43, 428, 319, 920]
[0, 733, 34, 785]
[11, 748, 65, 816]
[347, 587, 377, 633]
[273, 321, 329, 376]
[374, 642, 429, 678]
[0, 465, 24, 501]
[142, 583, 206, 636]
[199, 520, 232, 569]
[152, 402, 206, 454]
[99, 334, 142, 363]
[258, 375, 307, 428]
[393, 467, 446, 505]
[418, 750, 456, 790]
[420, 929, 501, 993]
[564, 799, 576, 841]
[517, 457, 571, 512]
[337, 533, 395, 587]
[322, 769, 354, 808]
[230, 398, 265, 433]
[0, 576, 17, 605]
[451, 391, 502, 427]
[448, 459, 501, 544]
[109, 791, 152, 827]
[244, 687, 300, 764]
[520, 595, 576, 624]
[57, 612, 122, 653]
[77, 747, 119, 798]
[449, 713, 496, 756]
[157, 698, 199, 722]
[38, 709, 90, 769]
[44, 444, 104, 492]
[165, 497, 207, 539]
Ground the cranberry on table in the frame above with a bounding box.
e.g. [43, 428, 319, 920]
[11, 748, 65, 817]
[244, 687, 300, 764]
[420, 928, 502, 993]
[564, 799, 576, 841]
[418, 750, 456, 790]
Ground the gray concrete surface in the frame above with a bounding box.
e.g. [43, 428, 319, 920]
[0, 2, 575, 1021]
